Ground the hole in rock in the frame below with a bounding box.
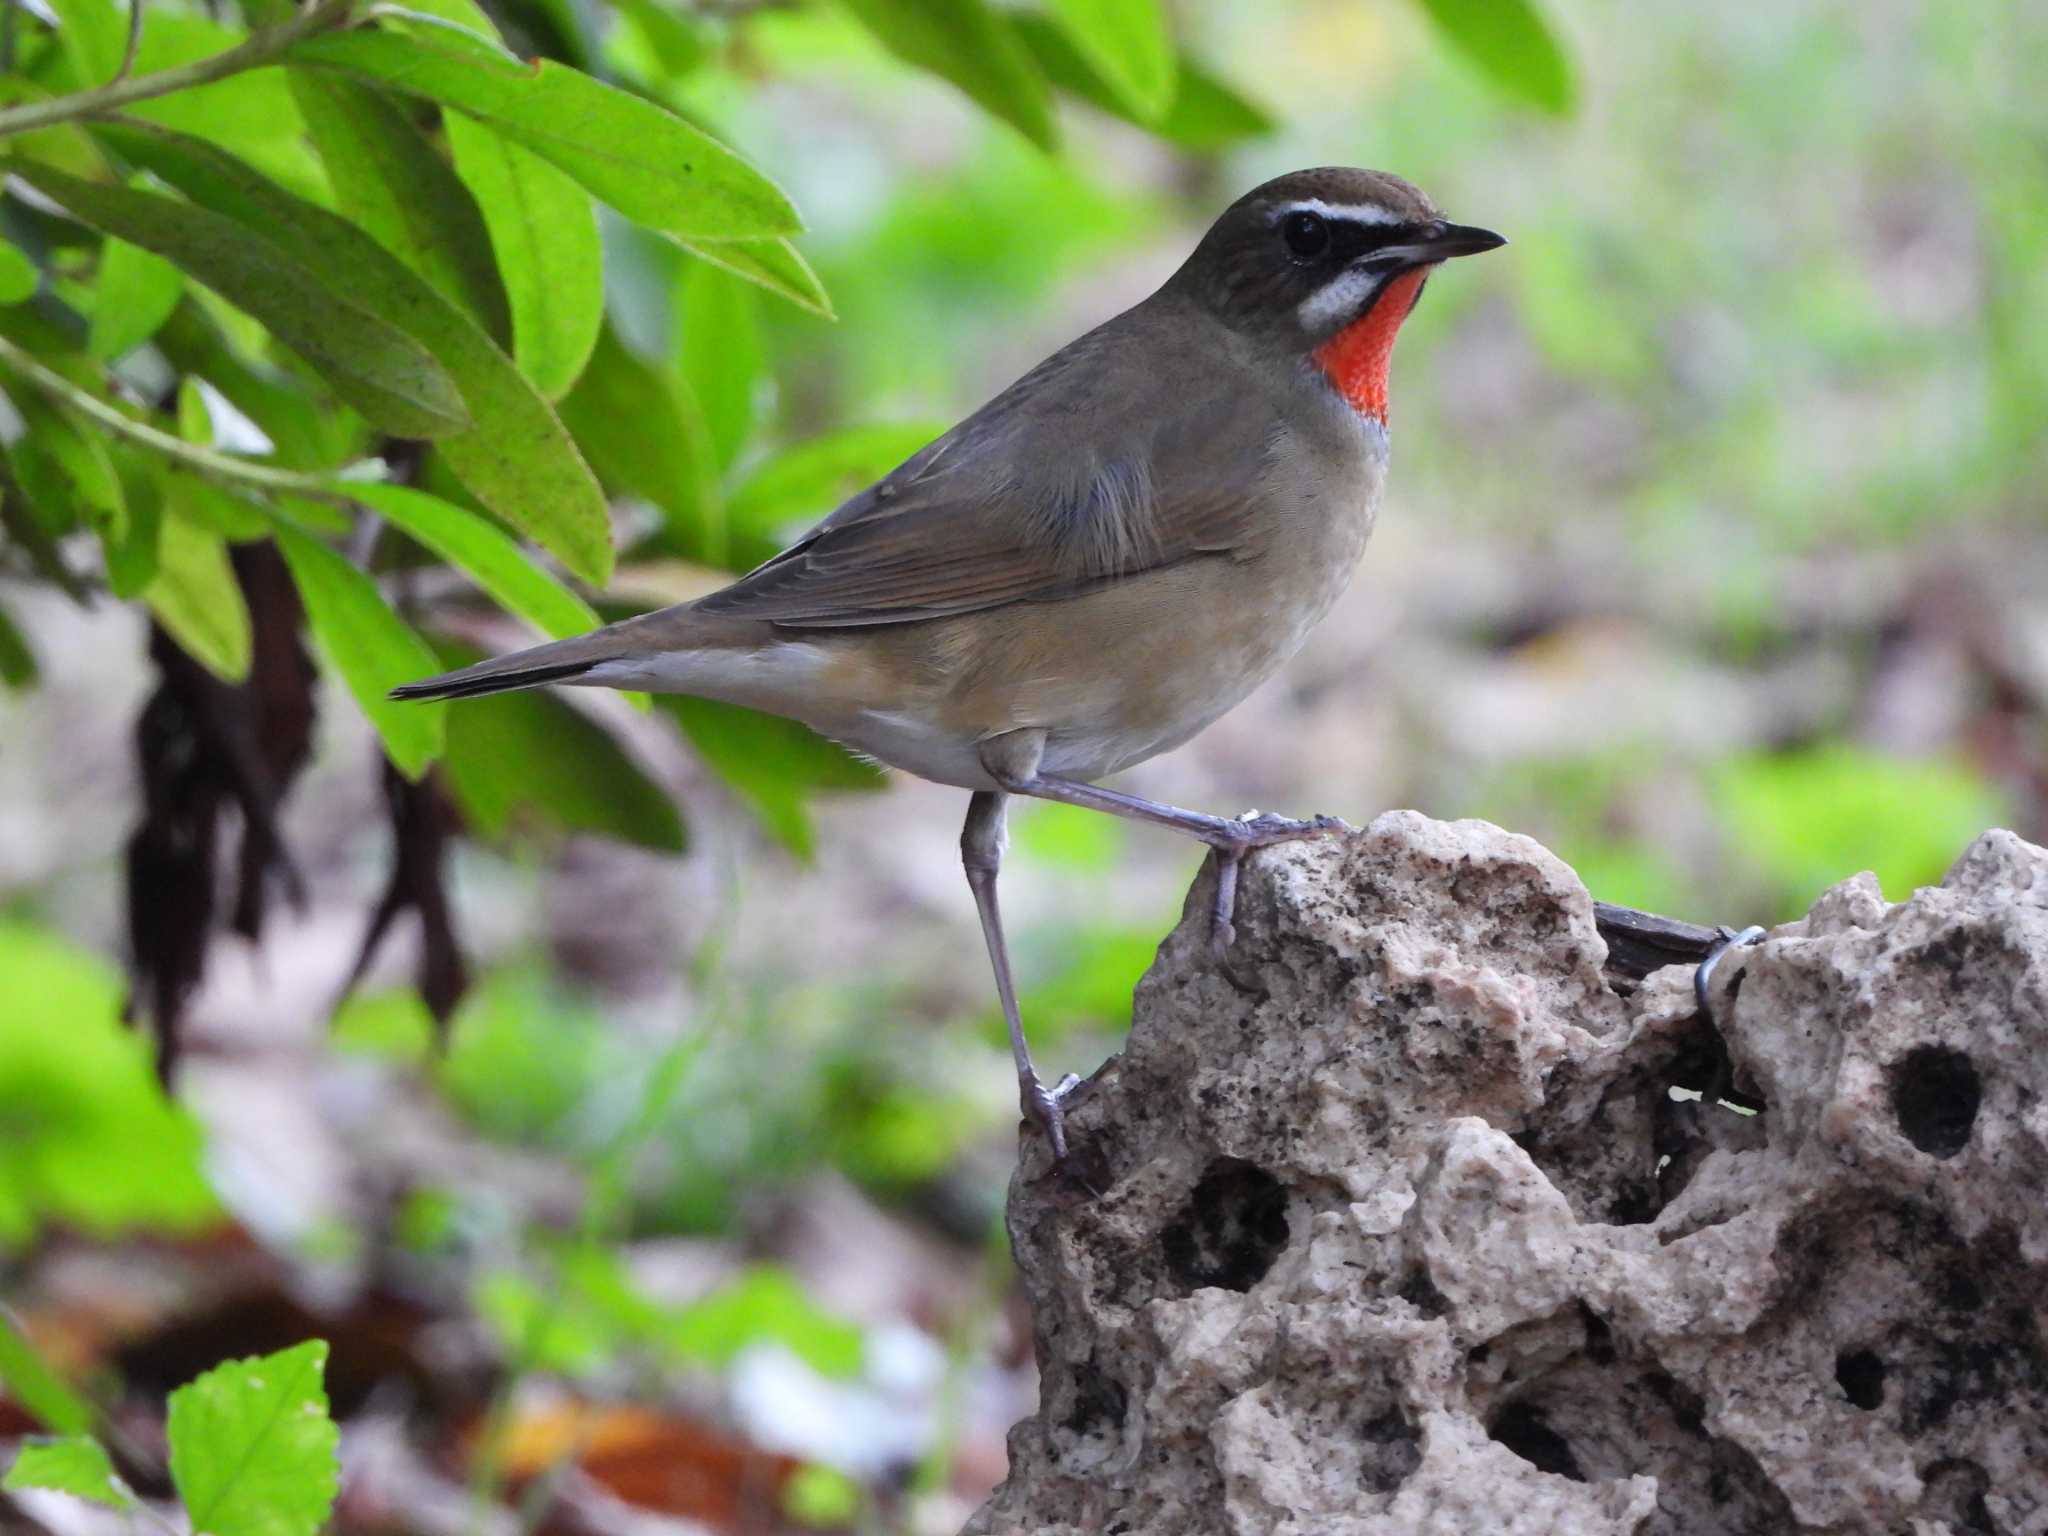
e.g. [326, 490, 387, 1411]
[1920, 1458, 1996, 1535]
[1488, 1401, 1586, 1481]
[1834, 1348, 1885, 1410]
[1060, 1354, 1128, 1444]
[1889, 1045, 1981, 1159]
[1359, 1410, 1422, 1493]
[1160, 1159, 1289, 1293]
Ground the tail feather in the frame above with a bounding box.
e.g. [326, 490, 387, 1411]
[389, 656, 597, 702]
[388, 625, 633, 703]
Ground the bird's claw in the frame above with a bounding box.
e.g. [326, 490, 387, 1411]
[1021, 1070, 1081, 1161]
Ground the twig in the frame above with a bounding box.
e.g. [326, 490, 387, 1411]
[0, 0, 354, 139]
[111, 0, 143, 83]
[0, 334, 348, 501]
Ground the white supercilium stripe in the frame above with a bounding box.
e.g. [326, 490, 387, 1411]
[1272, 197, 1402, 227]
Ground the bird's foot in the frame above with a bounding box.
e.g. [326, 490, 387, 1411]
[1206, 811, 1352, 959]
[1020, 1070, 1083, 1161]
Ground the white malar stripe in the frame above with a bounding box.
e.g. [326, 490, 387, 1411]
[1274, 197, 1402, 227]
[1297, 266, 1385, 331]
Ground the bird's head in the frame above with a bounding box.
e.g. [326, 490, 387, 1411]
[1171, 167, 1505, 420]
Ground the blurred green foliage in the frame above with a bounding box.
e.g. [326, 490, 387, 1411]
[0, 921, 217, 1247]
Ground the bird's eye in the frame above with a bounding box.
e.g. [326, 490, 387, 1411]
[1281, 211, 1329, 260]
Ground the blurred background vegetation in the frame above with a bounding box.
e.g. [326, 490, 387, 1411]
[0, 0, 2043, 1531]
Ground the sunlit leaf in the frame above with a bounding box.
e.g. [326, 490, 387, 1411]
[445, 114, 604, 399]
[167, 1341, 339, 1536]
[676, 261, 760, 473]
[46, 0, 123, 88]
[15, 163, 470, 438]
[1010, 16, 1273, 149]
[274, 523, 446, 778]
[1043, 0, 1175, 123]
[676, 236, 833, 319]
[289, 27, 801, 240]
[0, 239, 40, 304]
[87, 231, 184, 361]
[3, 1437, 130, 1510]
[145, 513, 252, 682]
[0, 920, 219, 1248]
[431, 639, 684, 852]
[288, 72, 510, 337]
[1410, 0, 1575, 116]
[103, 126, 613, 584]
[1711, 744, 2009, 916]
[342, 482, 598, 642]
[839, 0, 1057, 151]
[0, 1313, 95, 1435]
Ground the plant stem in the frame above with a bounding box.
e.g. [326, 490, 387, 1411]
[0, 0, 355, 140]
[0, 335, 345, 501]
[112, 0, 144, 86]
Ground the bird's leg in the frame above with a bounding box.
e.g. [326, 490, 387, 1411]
[961, 790, 1077, 1160]
[988, 770, 1348, 956]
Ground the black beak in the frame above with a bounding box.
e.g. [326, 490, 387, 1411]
[1373, 220, 1508, 267]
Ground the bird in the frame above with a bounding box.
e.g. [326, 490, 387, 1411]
[392, 167, 1504, 1162]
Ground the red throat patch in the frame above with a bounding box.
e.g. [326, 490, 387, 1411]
[1310, 266, 1429, 423]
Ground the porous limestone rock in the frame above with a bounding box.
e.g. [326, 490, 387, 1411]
[965, 812, 2048, 1536]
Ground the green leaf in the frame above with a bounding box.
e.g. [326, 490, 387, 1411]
[666, 1267, 863, 1378]
[287, 72, 510, 338]
[15, 163, 470, 439]
[145, 514, 252, 683]
[839, 0, 1057, 151]
[444, 113, 604, 399]
[165, 474, 271, 542]
[676, 236, 833, 319]
[0, 601, 34, 688]
[167, 1340, 339, 1536]
[0, 1313, 95, 1435]
[273, 524, 446, 778]
[1010, 16, 1272, 149]
[110, 13, 318, 190]
[558, 324, 720, 563]
[289, 27, 801, 240]
[1711, 744, 2010, 916]
[340, 482, 598, 641]
[1043, 0, 1175, 123]
[0, 920, 220, 1249]
[4, 1436, 131, 1510]
[658, 696, 884, 858]
[154, 301, 366, 471]
[1410, 0, 1575, 116]
[0, 239, 39, 304]
[102, 127, 613, 585]
[9, 393, 127, 547]
[47, 0, 125, 88]
[725, 421, 942, 567]
[432, 640, 684, 851]
[87, 231, 184, 361]
[676, 261, 760, 473]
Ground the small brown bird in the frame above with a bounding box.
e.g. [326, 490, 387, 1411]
[395, 167, 1503, 1159]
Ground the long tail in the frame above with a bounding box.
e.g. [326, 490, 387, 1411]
[389, 631, 618, 701]
[388, 608, 785, 704]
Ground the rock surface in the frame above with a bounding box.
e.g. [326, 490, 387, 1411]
[965, 812, 2048, 1536]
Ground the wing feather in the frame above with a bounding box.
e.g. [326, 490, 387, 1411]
[694, 299, 1278, 630]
